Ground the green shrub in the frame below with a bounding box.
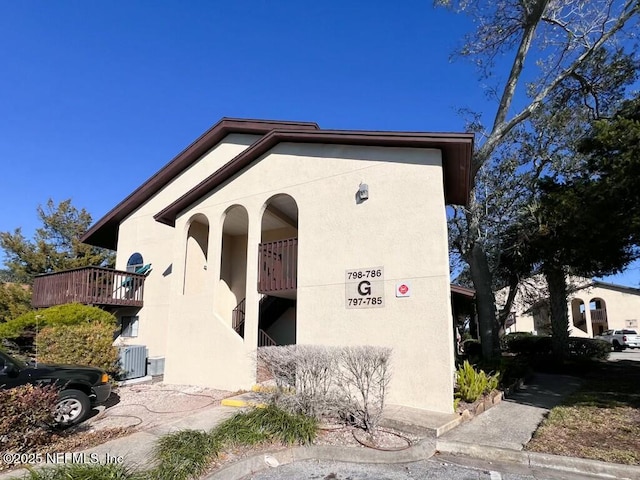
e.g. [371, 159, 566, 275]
[0, 282, 32, 323]
[505, 334, 610, 362]
[455, 360, 500, 403]
[462, 338, 482, 358]
[505, 335, 553, 356]
[495, 356, 532, 386]
[500, 332, 533, 351]
[0, 303, 115, 340]
[0, 384, 58, 453]
[567, 337, 610, 361]
[37, 322, 119, 375]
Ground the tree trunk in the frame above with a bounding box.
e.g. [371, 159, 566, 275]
[543, 262, 569, 362]
[469, 242, 501, 360]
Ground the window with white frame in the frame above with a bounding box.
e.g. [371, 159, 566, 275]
[126, 253, 144, 273]
[121, 316, 139, 337]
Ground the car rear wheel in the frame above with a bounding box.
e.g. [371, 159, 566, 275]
[612, 341, 623, 352]
[54, 389, 90, 427]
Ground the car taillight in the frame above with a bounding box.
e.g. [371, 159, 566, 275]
[100, 373, 109, 384]
[623, 335, 627, 342]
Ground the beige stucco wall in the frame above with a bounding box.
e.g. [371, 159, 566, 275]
[570, 284, 640, 334]
[113, 134, 260, 357]
[503, 277, 640, 337]
[115, 139, 456, 413]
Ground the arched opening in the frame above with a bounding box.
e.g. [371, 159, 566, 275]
[571, 298, 587, 333]
[218, 205, 249, 337]
[257, 194, 298, 346]
[589, 297, 609, 336]
[183, 214, 209, 295]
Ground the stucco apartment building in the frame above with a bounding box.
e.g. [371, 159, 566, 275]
[32, 118, 473, 414]
[503, 277, 640, 337]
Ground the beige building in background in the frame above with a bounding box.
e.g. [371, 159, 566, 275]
[77, 118, 473, 414]
[503, 278, 640, 337]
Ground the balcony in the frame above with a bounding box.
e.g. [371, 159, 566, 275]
[590, 308, 608, 324]
[32, 266, 146, 309]
[258, 237, 297, 296]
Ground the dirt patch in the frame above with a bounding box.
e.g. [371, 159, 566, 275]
[85, 381, 232, 431]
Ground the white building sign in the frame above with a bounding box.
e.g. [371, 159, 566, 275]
[345, 267, 384, 308]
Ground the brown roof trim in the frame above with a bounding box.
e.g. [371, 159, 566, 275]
[81, 118, 320, 249]
[154, 128, 474, 227]
[450, 284, 476, 298]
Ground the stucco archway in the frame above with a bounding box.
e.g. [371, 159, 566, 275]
[589, 297, 609, 336]
[218, 205, 249, 336]
[257, 194, 298, 346]
[571, 298, 587, 333]
[183, 214, 209, 295]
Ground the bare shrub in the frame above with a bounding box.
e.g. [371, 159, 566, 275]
[338, 345, 391, 433]
[256, 344, 392, 432]
[256, 345, 342, 419]
[256, 345, 297, 390]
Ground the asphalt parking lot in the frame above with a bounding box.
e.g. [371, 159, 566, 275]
[608, 348, 640, 362]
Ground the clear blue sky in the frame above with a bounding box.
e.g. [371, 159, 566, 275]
[1, 1, 638, 287]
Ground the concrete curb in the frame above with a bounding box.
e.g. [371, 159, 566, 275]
[205, 438, 436, 480]
[436, 439, 640, 480]
[379, 414, 463, 438]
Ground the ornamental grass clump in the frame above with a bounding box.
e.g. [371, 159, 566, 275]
[23, 463, 143, 480]
[150, 405, 317, 480]
[152, 430, 221, 480]
[455, 360, 499, 403]
[211, 404, 318, 447]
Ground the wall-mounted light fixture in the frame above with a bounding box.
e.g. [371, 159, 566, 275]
[357, 182, 369, 203]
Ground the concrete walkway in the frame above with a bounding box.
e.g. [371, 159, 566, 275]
[441, 373, 582, 450]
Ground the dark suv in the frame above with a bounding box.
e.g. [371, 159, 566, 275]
[0, 350, 111, 426]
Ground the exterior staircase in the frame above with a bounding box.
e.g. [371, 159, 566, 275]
[232, 295, 294, 346]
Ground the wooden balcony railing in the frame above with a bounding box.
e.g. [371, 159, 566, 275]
[590, 308, 608, 324]
[32, 266, 146, 309]
[258, 237, 297, 294]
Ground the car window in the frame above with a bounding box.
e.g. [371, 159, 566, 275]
[622, 329, 637, 334]
[0, 351, 26, 370]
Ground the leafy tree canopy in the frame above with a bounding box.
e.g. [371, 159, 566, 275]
[0, 199, 114, 284]
[500, 94, 640, 359]
[0, 283, 32, 324]
[440, 0, 640, 359]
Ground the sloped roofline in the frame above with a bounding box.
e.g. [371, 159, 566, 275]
[82, 119, 473, 249]
[81, 118, 319, 249]
[587, 280, 640, 296]
[154, 128, 473, 227]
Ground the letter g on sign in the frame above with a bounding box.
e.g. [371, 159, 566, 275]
[357, 280, 372, 295]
